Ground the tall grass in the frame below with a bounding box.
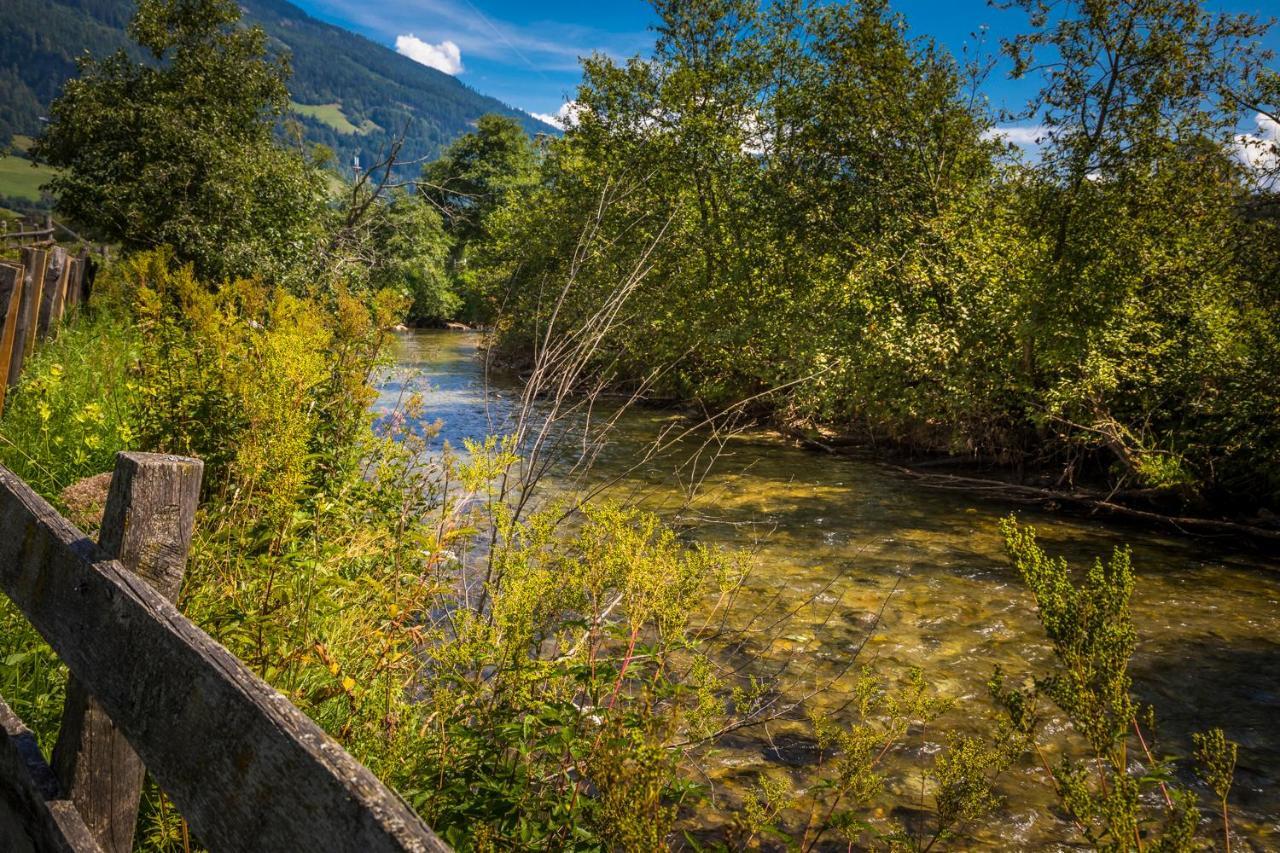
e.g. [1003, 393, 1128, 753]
[0, 304, 140, 500]
[0, 301, 140, 753]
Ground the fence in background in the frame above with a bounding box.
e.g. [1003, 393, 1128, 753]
[0, 245, 95, 418]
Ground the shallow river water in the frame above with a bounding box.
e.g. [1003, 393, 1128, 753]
[378, 330, 1280, 849]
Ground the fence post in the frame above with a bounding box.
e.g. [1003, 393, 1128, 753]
[11, 248, 48, 384]
[51, 453, 203, 853]
[0, 265, 22, 419]
[54, 259, 76, 326]
[68, 251, 88, 310]
[38, 248, 68, 342]
[0, 699, 100, 852]
[80, 253, 96, 307]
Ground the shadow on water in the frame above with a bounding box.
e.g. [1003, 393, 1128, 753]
[380, 330, 1280, 849]
[1132, 637, 1280, 814]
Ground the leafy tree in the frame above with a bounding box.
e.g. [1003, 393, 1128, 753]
[475, 0, 1280, 513]
[367, 190, 456, 323]
[34, 0, 326, 282]
[420, 113, 540, 290]
[1003, 0, 1280, 499]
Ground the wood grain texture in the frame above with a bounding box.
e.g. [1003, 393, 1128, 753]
[37, 248, 67, 341]
[0, 697, 102, 853]
[0, 264, 22, 413]
[52, 453, 204, 853]
[65, 256, 83, 310]
[0, 462, 450, 853]
[8, 249, 46, 386]
[49, 256, 70, 330]
[17, 248, 47, 368]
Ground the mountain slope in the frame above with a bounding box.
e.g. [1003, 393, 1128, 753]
[0, 0, 557, 176]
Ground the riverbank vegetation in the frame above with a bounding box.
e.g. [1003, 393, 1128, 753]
[0, 0, 1268, 849]
[455, 0, 1280, 524]
[0, 248, 1246, 851]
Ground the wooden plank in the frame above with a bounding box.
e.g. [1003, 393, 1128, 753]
[78, 255, 95, 307]
[37, 248, 67, 341]
[52, 453, 203, 853]
[11, 248, 47, 384]
[49, 256, 71, 331]
[65, 255, 84, 310]
[0, 463, 450, 853]
[0, 265, 22, 417]
[0, 229, 55, 242]
[65, 256, 79, 310]
[0, 697, 102, 853]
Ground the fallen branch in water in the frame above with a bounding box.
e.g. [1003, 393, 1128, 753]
[775, 425, 1280, 545]
[888, 466, 1280, 542]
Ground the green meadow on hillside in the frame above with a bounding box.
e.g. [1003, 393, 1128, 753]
[290, 101, 380, 135]
[0, 155, 57, 202]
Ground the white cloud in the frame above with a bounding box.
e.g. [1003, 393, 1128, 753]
[331, 1, 649, 74]
[741, 111, 778, 157]
[982, 124, 1049, 147]
[395, 34, 464, 75]
[530, 101, 584, 131]
[1232, 112, 1280, 178]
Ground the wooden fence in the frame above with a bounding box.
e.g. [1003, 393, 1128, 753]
[0, 451, 451, 852]
[1, 215, 94, 251]
[0, 245, 95, 418]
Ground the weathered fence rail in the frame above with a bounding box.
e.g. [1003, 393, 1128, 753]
[0, 245, 94, 417]
[0, 452, 450, 852]
[1, 216, 93, 251]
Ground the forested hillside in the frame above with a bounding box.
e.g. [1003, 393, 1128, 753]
[0, 0, 556, 173]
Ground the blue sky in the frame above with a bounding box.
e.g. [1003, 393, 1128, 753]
[294, 0, 1280, 135]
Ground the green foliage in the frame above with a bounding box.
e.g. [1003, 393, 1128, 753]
[1, 0, 1273, 844]
[999, 519, 1136, 758]
[0, 302, 143, 759]
[376, 483, 742, 849]
[1194, 727, 1238, 851]
[0, 246, 1254, 851]
[474, 0, 1280, 514]
[0, 249, 742, 850]
[365, 190, 457, 323]
[33, 0, 328, 283]
[423, 114, 541, 243]
[421, 114, 541, 317]
[995, 517, 1235, 851]
[1194, 728, 1237, 806]
[0, 303, 140, 497]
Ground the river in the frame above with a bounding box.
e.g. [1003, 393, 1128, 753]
[378, 330, 1280, 849]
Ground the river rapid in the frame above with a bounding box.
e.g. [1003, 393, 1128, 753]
[377, 330, 1280, 850]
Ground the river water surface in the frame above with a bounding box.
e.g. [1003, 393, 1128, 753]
[378, 330, 1280, 850]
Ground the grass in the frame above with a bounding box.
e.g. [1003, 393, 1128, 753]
[9, 135, 35, 153]
[290, 101, 380, 136]
[0, 155, 58, 202]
